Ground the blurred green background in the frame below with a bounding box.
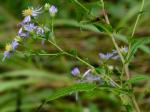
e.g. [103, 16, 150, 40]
[0, 0, 150, 112]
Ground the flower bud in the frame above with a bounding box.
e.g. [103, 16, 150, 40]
[49, 5, 58, 17]
[71, 67, 80, 76]
[44, 3, 50, 11]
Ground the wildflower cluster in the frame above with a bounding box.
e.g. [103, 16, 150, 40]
[70, 47, 128, 87]
[3, 4, 58, 61]
[99, 46, 128, 60]
[71, 67, 101, 83]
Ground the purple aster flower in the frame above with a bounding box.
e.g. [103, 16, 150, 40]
[71, 67, 80, 76]
[24, 23, 36, 32]
[22, 16, 31, 24]
[36, 27, 44, 35]
[11, 40, 19, 50]
[99, 52, 113, 60]
[121, 46, 128, 53]
[82, 69, 91, 78]
[21, 7, 42, 25]
[85, 73, 100, 82]
[49, 5, 58, 16]
[82, 69, 100, 82]
[112, 55, 120, 60]
[2, 51, 10, 61]
[18, 28, 29, 38]
[32, 7, 42, 17]
[111, 47, 128, 60]
[112, 49, 118, 54]
[18, 28, 23, 34]
[22, 7, 42, 17]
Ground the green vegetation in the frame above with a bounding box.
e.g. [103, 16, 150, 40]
[0, 0, 150, 112]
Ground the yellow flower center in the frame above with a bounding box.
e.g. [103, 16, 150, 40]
[5, 44, 12, 51]
[22, 8, 33, 16]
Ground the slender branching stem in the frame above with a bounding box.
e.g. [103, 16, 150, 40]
[51, 17, 56, 43]
[100, 0, 125, 64]
[100, 0, 144, 112]
[47, 39, 121, 88]
[125, 0, 145, 112]
[132, 95, 141, 112]
[48, 39, 94, 69]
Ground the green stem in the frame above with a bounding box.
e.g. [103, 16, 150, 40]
[48, 39, 94, 69]
[100, 0, 110, 24]
[100, 0, 125, 64]
[16, 51, 62, 56]
[73, 0, 95, 18]
[51, 18, 54, 34]
[125, 1, 145, 111]
[73, 0, 89, 13]
[131, 0, 145, 38]
[29, 53, 61, 56]
[120, 64, 125, 87]
[51, 17, 56, 43]
[132, 95, 140, 112]
[48, 39, 63, 52]
[100, 0, 142, 112]
[126, 0, 145, 64]
[110, 33, 125, 63]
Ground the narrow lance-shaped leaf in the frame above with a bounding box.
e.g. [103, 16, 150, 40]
[93, 22, 113, 33]
[124, 75, 149, 85]
[47, 83, 97, 101]
[126, 37, 150, 62]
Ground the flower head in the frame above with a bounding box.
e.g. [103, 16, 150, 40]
[22, 7, 42, 17]
[111, 46, 128, 60]
[22, 16, 31, 24]
[2, 44, 13, 61]
[5, 44, 13, 51]
[11, 40, 19, 50]
[2, 51, 10, 61]
[32, 7, 42, 16]
[18, 28, 29, 38]
[71, 67, 80, 76]
[120, 46, 128, 53]
[85, 73, 100, 82]
[22, 8, 33, 17]
[112, 55, 120, 60]
[49, 5, 58, 16]
[24, 23, 36, 32]
[112, 49, 118, 54]
[36, 27, 44, 35]
[99, 52, 113, 60]
[82, 69, 100, 82]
